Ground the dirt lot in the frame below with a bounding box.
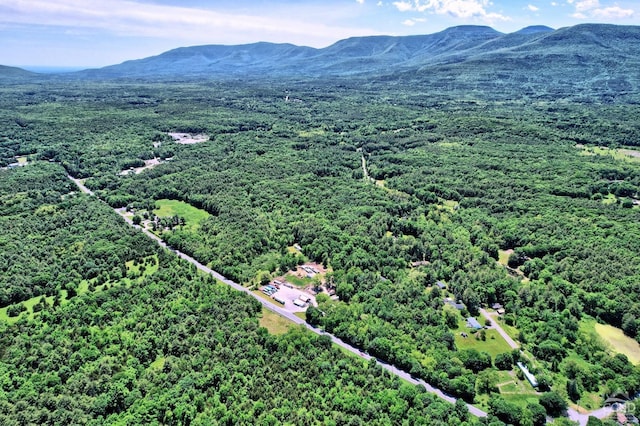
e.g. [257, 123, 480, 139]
[119, 158, 163, 175]
[168, 132, 209, 144]
[291, 262, 327, 278]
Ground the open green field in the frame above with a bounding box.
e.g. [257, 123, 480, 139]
[153, 199, 210, 231]
[594, 322, 640, 364]
[454, 317, 513, 358]
[579, 317, 640, 364]
[259, 309, 294, 335]
[284, 273, 314, 288]
[579, 145, 640, 163]
[498, 250, 511, 266]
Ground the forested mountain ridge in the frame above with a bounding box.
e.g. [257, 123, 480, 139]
[76, 23, 638, 81]
[0, 23, 616, 102]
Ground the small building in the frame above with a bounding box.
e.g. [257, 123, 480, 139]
[497, 308, 506, 315]
[466, 317, 483, 330]
[491, 303, 503, 310]
[617, 412, 628, 425]
[436, 281, 447, 290]
[445, 298, 465, 310]
[516, 362, 538, 388]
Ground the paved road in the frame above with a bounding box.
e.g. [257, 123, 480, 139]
[69, 175, 631, 424]
[478, 308, 614, 426]
[479, 308, 519, 350]
[68, 175, 488, 417]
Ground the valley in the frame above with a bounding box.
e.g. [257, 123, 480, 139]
[1, 22, 640, 426]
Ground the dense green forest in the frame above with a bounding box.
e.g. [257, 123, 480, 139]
[0, 163, 482, 425]
[1, 78, 640, 424]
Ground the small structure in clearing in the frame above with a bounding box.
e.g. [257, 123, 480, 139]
[466, 317, 483, 330]
[167, 132, 209, 144]
[516, 362, 538, 388]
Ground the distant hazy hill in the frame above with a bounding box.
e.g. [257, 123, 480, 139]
[5, 23, 640, 100]
[0, 65, 37, 80]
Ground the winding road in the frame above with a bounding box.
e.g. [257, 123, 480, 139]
[68, 175, 620, 424]
[68, 175, 487, 418]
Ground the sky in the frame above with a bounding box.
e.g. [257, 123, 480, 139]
[0, 0, 638, 68]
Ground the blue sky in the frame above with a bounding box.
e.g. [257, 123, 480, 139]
[0, 0, 638, 67]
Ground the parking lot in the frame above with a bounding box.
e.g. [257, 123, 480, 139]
[260, 283, 317, 313]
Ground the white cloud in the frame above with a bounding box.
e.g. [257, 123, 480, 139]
[568, 0, 635, 20]
[377, 0, 384, 5]
[0, 0, 375, 48]
[551, 2, 558, 6]
[391, 0, 510, 21]
[528, 4, 539, 11]
[393, 1, 415, 12]
[592, 6, 634, 18]
[356, 0, 365, 4]
[574, 0, 599, 12]
[403, 18, 417, 25]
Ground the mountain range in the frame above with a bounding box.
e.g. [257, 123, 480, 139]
[3, 23, 640, 100]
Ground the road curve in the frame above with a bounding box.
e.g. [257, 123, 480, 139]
[68, 176, 488, 416]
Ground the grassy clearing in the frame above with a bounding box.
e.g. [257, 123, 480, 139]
[16, 156, 27, 164]
[259, 309, 294, 335]
[298, 129, 326, 138]
[453, 316, 513, 358]
[153, 199, 210, 232]
[285, 273, 314, 288]
[126, 255, 159, 277]
[594, 322, 640, 364]
[455, 328, 513, 358]
[580, 146, 640, 163]
[294, 312, 306, 320]
[498, 249, 512, 266]
[501, 392, 540, 407]
[439, 199, 459, 213]
[579, 317, 640, 364]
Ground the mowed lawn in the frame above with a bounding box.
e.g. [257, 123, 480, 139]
[453, 316, 513, 358]
[153, 199, 210, 231]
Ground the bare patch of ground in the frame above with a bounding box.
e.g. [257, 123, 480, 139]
[168, 132, 209, 144]
[119, 158, 165, 176]
[620, 148, 640, 158]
